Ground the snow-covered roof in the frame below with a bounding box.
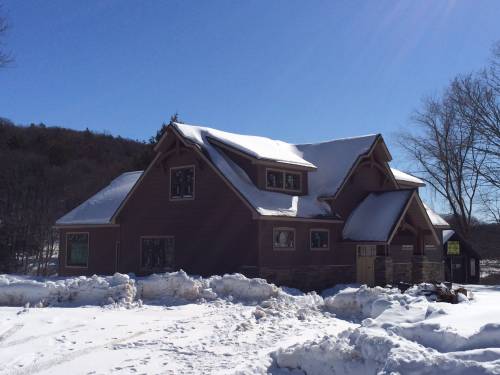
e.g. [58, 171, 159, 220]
[175, 123, 316, 169]
[443, 229, 455, 243]
[423, 203, 450, 228]
[56, 171, 143, 225]
[175, 123, 378, 218]
[391, 168, 425, 187]
[342, 190, 413, 242]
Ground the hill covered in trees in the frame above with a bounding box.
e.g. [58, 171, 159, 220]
[0, 118, 154, 274]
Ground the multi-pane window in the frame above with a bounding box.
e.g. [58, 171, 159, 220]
[141, 237, 174, 270]
[170, 166, 194, 199]
[285, 173, 301, 191]
[66, 233, 89, 267]
[266, 169, 301, 192]
[273, 228, 295, 249]
[310, 230, 329, 250]
[402, 244, 414, 251]
[267, 170, 284, 189]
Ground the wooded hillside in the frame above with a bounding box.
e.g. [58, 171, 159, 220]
[0, 118, 153, 274]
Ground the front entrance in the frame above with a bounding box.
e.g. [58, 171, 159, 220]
[357, 245, 376, 286]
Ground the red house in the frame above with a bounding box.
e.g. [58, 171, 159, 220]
[55, 123, 449, 290]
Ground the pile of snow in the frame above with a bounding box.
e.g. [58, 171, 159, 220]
[0, 271, 285, 307]
[274, 284, 500, 374]
[273, 326, 500, 375]
[324, 284, 429, 322]
[137, 271, 281, 304]
[0, 273, 136, 307]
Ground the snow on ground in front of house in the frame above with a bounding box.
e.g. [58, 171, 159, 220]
[1, 273, 500, 374]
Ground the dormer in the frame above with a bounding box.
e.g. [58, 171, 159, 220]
[207, 136, 314, 196]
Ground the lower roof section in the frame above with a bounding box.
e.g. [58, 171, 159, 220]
[342, 190, 414, 242]
[55, 171, 143, 225]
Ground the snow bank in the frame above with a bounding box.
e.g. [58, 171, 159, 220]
[273, 326, 500, 375]
[0, 273, 135, 307]
[0, 271, 286, 307]
[324, 285, 428, 322]
[136, 271, 280, 303]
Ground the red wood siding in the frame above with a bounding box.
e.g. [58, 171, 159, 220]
[58, 226, 119, 276]
[116, 139, 258, 277]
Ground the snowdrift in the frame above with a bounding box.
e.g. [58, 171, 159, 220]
[274, 284, 500, 374]
[0, 273, 135, 306]
[0, 271, 282, 307]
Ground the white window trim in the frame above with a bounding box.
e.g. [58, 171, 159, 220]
[169, 165, 195, 201]
[273, 227, 296, 251]
[265, 168, 302, 193]
[139, 235, 175, 271]
[309, 229, 330, 251]
[65, 232, 89, 268]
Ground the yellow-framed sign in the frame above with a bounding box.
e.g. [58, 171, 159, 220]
[447, 241, 460, 255]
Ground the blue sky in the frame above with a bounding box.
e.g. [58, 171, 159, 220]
[1, 0, 499, 161]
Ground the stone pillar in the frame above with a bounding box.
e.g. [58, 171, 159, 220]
[374, 256, 393, 286]
[412, 255, 444, 283]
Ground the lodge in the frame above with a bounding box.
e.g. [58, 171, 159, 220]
[55, 122, 458, 290]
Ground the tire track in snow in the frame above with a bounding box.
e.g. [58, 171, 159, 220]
[0, 324, 85, 348]
[0, 324, 24, 343]
[7, 330, 147, 375]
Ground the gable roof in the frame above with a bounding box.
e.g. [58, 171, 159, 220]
[55, 171, 143, 225]
[391, 168, 425, 187]
[342, 190, 414, 242]
[174, 123, 379, 218]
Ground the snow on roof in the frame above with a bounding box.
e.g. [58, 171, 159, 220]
[297, 135, 378, 198]
[175, 123, 377, 218]
[342, 190, 413, 242]
[423, 203, 450, 228]
[174, 123, 316, 168]
[390, 168, 425, 187]
[56, 171, 143, 225]
[443, 229, 455, 243]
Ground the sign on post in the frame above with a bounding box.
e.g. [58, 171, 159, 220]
[447, 241, 460, 255]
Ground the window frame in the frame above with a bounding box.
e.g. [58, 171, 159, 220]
[309, 229, 330, 251]
[65, 232, 90, 268]
[139, 235, 175, 271]
[401, 244, 414, 251]
[169, 165, 196, 201]
[265, 168, 302, 193]
[272, 227, 296, 251]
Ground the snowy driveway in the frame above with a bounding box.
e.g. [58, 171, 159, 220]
[0, 300, 352, 374]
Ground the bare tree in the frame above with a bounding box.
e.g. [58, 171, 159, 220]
[0, 4, 11, 68]
[399, 93, 485, 238]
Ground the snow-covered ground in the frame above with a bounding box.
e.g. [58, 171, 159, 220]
[1, 273, 500, 374]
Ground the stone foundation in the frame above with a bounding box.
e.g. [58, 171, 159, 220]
[374, 257, 393, 285]
[393, 263, 413, 283]
[259, 265, 355, 291]
[412, 256, 444, 283]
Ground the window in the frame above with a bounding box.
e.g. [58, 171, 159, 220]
[66, 233, 89, 267]
[402, 244, 414, 251]
[266, 169, 301, 192]
[141, 237, 174, 270]
[470, 258, 476, 277]
[170, 166, 194, 200]
[310, 229, 329, 250]
[357, 245, 376, 257]
[273, 228, 295, 250]
[267, 170, 284, 189]
[285, 172, 301, 191]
